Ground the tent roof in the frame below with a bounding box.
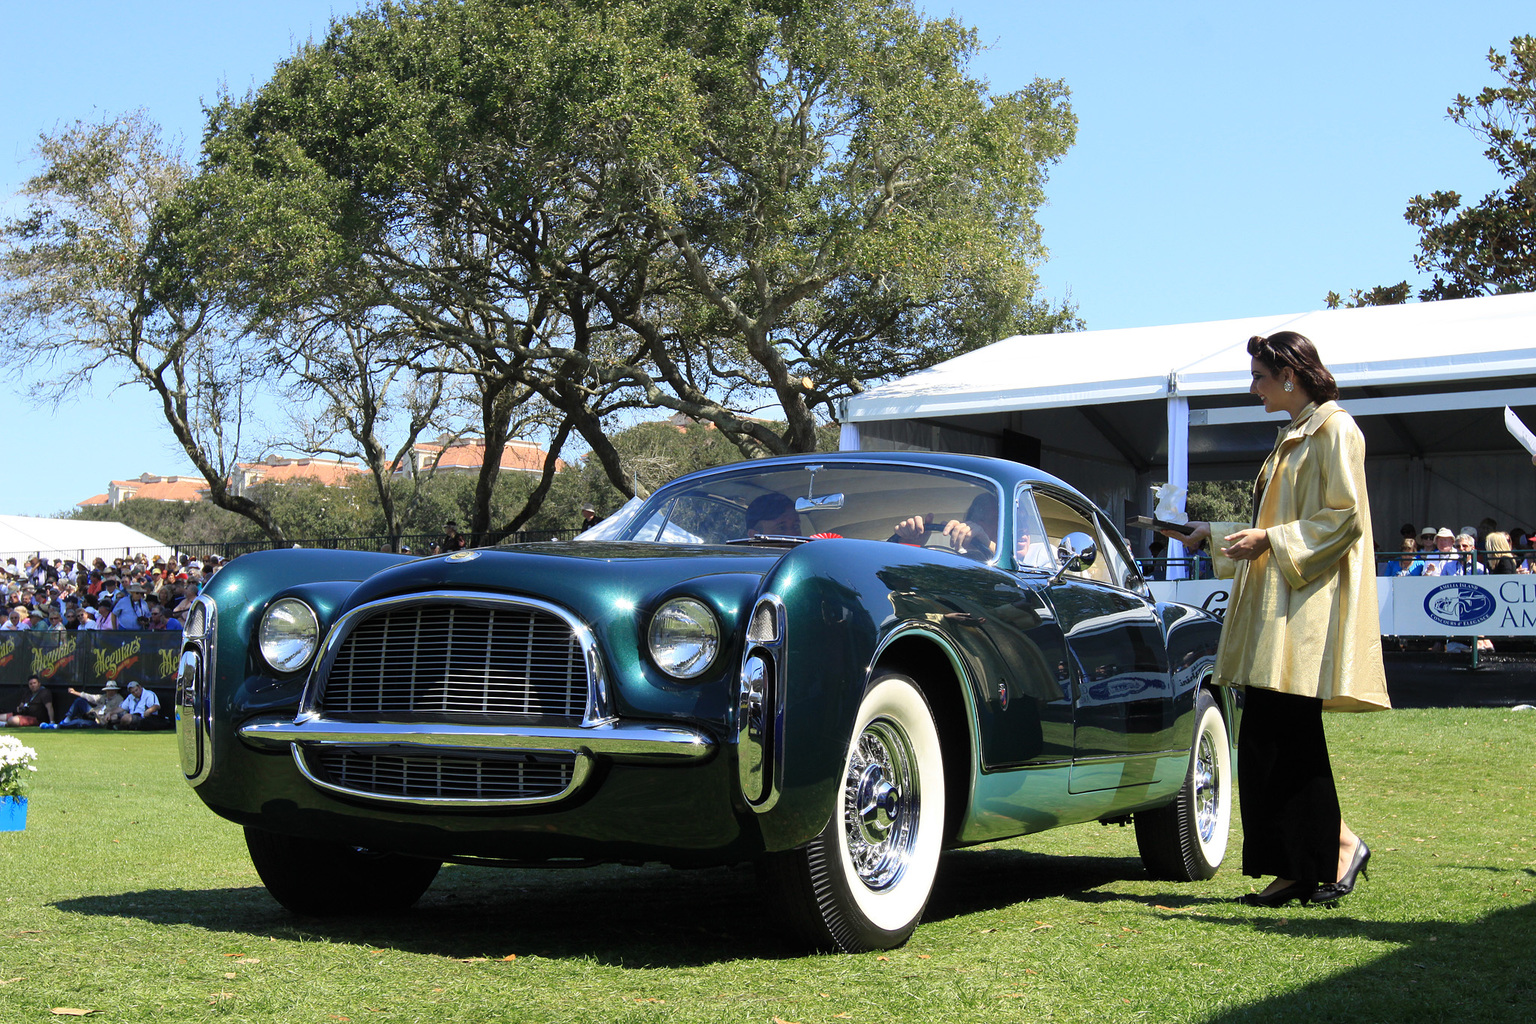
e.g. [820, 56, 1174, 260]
[0, 516, 169, 562]
[846, 291, 1536, 422]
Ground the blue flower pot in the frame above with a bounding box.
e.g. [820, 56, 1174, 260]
[0, 796, 26, 831]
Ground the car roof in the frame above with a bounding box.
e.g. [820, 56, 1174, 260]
[662, 450, 1088, 503]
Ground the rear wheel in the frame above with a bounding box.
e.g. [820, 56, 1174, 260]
[764, 673, 945, 951]
[244, 827, 441, 916]
[1135, 687, 1230, 881]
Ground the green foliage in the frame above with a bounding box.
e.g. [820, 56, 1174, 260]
[193, 0, 1078, 468]
[1186, 480, 1253, 528]
[1331, 36, 1536, 304]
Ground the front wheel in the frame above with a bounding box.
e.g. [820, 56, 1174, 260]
[244, 827, 441, 916]
[763, 673, 946, 952]
[1135, 687, 1231, 880]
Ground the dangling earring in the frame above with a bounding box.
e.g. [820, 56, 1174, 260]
[1283, 380, 1294, 393]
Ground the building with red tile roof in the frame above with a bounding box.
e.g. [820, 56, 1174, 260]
[231, 456, 367, 496]
[401, 438, 565, 478]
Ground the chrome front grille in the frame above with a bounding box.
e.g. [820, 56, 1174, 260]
[320, 603, 588, 720]
[308, 749, 576, 801]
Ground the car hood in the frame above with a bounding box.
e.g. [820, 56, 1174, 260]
[338, 541, 789, 619]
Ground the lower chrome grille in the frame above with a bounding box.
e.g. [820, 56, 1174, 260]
[309, 749, 576, 801]
[320, 603, 588, 719]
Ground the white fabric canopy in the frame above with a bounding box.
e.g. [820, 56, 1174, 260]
[0, 516, 169, 563]
[847, 291, 1536, 422]
[843, 291, 1536, 554]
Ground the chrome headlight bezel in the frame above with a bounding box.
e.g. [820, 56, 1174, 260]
[647, 597, 720, 679]
[257, 598, 320, 674]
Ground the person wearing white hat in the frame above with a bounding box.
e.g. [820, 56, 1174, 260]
[56, 681, 123, 728]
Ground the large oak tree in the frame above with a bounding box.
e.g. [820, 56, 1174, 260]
[194, 0, 1078, 493]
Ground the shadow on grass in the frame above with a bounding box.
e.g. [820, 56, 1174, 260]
[1166, 898, 1536, 1022]
[50, 846, 1167, 965]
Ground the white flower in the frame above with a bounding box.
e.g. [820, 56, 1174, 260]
[0, 735, 39, 797]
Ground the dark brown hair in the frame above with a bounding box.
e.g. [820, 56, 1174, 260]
[1247, 331, 1339, 403]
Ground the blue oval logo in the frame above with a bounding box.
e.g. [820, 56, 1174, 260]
[1423, 582, 1495, 628]
[445, 550, 481, 563]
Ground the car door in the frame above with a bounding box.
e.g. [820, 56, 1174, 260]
[1031, 489, 1177, 794]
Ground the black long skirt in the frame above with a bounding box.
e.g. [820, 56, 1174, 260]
[1238, 686, 1341, 884]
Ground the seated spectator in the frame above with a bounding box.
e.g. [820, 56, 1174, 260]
[1382, 537, 1425, 577]
[4, 675, 55, 727]
[1440, 532, 1488, 576]
[114, 681, 164, 730]
[1422, 527, 1458, 575]
[56, 682, 123, 729]
[1416, 525, 1438, 553]
[1485, 531, 1517, 574]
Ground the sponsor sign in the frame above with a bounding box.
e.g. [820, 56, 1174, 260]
[1151, 575, 1536, 636]
[0, 632, 181, 692]
[1392, 576, 1536, 636]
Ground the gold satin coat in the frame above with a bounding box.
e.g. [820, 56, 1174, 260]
[1210, 401, 1391, 712]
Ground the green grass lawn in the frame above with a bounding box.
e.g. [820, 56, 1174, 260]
[1, 709, 1532, 1023]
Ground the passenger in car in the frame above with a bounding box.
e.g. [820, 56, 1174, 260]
[743, 492, 802, 538]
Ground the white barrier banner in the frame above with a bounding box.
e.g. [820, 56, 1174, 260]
[1391, 575, 1536, 635]
[1149, 575, 1529, 635]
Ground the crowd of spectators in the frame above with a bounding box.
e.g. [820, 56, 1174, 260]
[0, 551, 221, 632]
[1378, 517, 1530, 578]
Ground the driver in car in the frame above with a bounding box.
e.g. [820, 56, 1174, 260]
[892, 495, 998, 559]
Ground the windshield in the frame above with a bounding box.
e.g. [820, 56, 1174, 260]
[623, 463, 1002, 558]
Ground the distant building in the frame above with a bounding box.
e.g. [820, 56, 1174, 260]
[231, 456, 367, 498]
[97, 473, 211, 508]
[399, 437, 565, 478]
[80, 457, 368, 508]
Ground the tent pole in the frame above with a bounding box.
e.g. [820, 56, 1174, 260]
[1166, 390, 1190, 580]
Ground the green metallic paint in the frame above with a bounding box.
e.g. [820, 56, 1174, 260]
[181, 459, 1230, 870]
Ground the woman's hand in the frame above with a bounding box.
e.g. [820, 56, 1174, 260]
[1160, 521, 1211, 546]
[1220, 528, 1271, 561]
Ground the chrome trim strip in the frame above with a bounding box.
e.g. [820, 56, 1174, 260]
[300, 590, 613, 728]
[289, 744, 595, 808]
[1070, 749, 1186, 766]
[238, 714, 715, 763]
[176, 594, 218, 787]
[738, 593, 786, 811]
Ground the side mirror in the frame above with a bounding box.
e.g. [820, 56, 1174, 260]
[1050, 532, 1098, 583]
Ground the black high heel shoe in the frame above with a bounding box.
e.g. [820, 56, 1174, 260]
[1235, 880, 1320, 908]
[1318, 840, 1371, 901]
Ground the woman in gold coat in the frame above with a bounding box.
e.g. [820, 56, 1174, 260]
[1169, 332, 1389, 908]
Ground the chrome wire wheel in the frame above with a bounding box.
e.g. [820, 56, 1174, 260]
[763, 673, 945, 951]
[843, 717, 922, 891]
[1193, 726, 1222, 845]
[1134, 686, 1230, 881]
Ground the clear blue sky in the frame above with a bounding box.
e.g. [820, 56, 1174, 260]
[1, 1, 1530, 516]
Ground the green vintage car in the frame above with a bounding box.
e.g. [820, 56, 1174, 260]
[176, 452, 1232, 951]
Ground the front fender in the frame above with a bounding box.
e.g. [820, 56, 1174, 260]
[746, 539, 1000, 851]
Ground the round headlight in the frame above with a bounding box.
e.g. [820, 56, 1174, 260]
[648, 597, 720, 679]
[258, 598, 320, 673]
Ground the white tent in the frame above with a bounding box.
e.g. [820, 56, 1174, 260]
[0, 516, 171, 565]
[843, 291, 1536, 559]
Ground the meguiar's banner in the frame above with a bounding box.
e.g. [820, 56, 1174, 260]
[0, 631, 181, 691]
